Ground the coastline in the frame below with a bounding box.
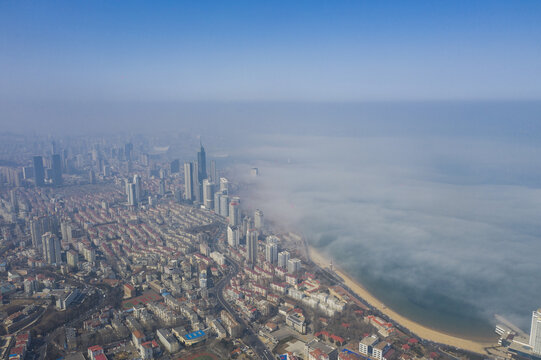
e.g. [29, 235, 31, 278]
[308, 246, 495, 355]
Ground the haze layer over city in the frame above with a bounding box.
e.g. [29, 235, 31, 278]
[1, 1, 541, 360]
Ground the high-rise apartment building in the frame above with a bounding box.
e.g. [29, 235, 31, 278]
[278, 251, 290, 269]
[202, 179, 214, 209]
[192, 162, 201, 204]
[530, 309, 541, 354]
[133, 174, 142, 203]
[33, 156, 45, 186]
[51, 154, 63, 186]
[229, 202, 240, 226]
[246, 229, 258, 266]
[30, 216, 57, 249]
[219, 177, 229, 193]
[197, 143, 207, 182]
[265, 241, 278, 264]
[287, 258, 302, 274]
[219, 194, 229, 217]
[254, 209, 264, 230]
[227, 225, 239, 248]
[170, 159, 180, 174]
[184, 162, 193, 201]
[42, 232, 62, 265]
[209, 160, 217, 182]
[128, 183, 137, 206]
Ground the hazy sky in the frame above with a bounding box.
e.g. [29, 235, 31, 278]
[1, 1, 541, 103]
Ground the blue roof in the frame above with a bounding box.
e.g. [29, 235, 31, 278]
[184, 330, 205, 340]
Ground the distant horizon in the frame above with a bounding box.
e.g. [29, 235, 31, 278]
[2, 1, 541, 104]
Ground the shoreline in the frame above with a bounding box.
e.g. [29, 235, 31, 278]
[308, 246, 496, 355]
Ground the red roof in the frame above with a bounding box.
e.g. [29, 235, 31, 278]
[88, 345, 103, 352]
[124, 283, 135, 290]
[330, 334, 345, 343]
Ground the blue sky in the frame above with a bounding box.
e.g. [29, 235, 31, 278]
[1, 1, 541, 101]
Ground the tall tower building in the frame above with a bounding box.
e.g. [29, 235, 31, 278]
[197, 142, 207, 182]
[530, 309, 541, 354]
[219, 194, 229, 217]
[42, 232, 62, 265]
[30, 218, 44, 249]
[278, 251, 290, 269]
[9, 189, 18, 213]
[89, 170, 96, 184]
[214, 192, 222, 213]
[159, 178, 166, 196]
[30, 216, 57, 250]
[287, 258, 302, 274]
[170, 159, 180, 174]
[219, 177, 229, 193]
[241, 216, 253, 240]
[133, 175, 142, 203]
[184, 162, 193, 201]
[51, 154, 63, 186]
[192, 161, 201, 204]
[254, 209, 264, 230]
[209, 160, 217, 182]
[246, 229, 258, 266]
[128, 183, 137, 206]
[227, 225, 239, 248]
[229, 202, 240, 226]
[265, 241, 278, 264]
[33, 156, 45, 187]
[202, 179, 214, 209]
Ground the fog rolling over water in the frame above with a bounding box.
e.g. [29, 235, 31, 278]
[232, 131, 541, 338]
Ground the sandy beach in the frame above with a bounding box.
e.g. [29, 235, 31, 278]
[308, 246, 496, 355]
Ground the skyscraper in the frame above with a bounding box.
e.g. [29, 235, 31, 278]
[197, 142, 207, 182]
[265, 241, 278, 264]
[227, 225, 239, 248]
[219, 177, 229, 193]
[202, 179, 214, 209]
[128, 183, 137, 206]
[219, 194, 229, 217]
[42, 232, 62, 265]
[254, 209, 264, 230]
[246, 228, 258, 266]
[9, 189, 18, 213]
[133, 174, 142, 203]
[287, 258, 302, 274]
[214, 192, 222, 213]
[33, 156, 45, 187]
[170, 159, 180, 173]
[184, 162, 193, 201]
[278, 251, 290, 269]
[30, 216, 57, 250]
[229, 202, 240, 226]
[51, 154, 63, 186]
[530, 309, 541, 354]
[159, 179, 166, 196]
[89, 169, 96, 184]
[209, 159, 217, 182]
[192, 161, 201, 204]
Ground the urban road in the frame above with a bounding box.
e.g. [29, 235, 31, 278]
[215, 256, 276, 360]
